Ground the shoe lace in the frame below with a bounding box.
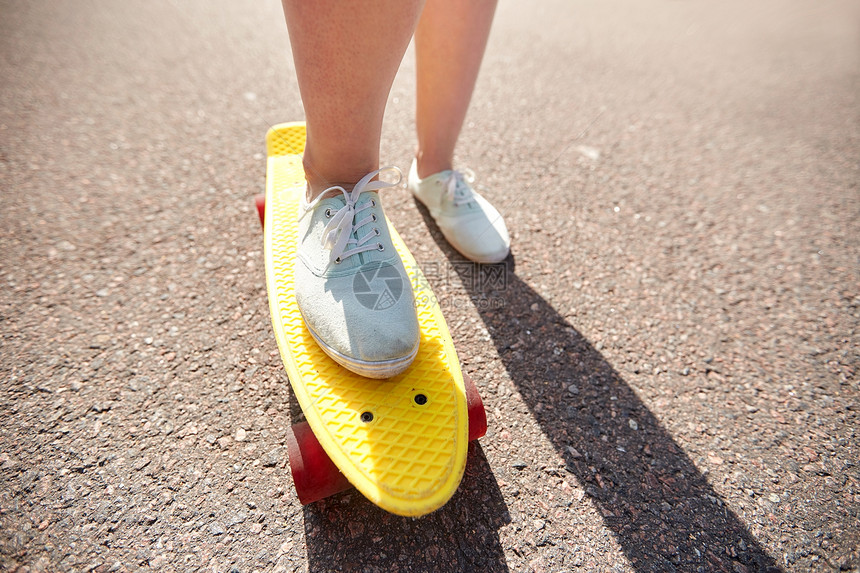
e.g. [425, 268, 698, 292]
[301, 166, 402, 265]
[444, 169, 476, 207]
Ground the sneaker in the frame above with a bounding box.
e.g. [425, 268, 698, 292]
[407, 160, 511, 263]
[295, 167, 419, 379]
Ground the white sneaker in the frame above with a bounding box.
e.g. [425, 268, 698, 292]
[408, 160, 511, 263]
[295, 168, 419, 379]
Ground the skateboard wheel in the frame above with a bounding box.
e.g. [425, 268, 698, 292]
[464, 372, 488, 441]
[254, 194, 266, 228]
[286, 421, 352, 505]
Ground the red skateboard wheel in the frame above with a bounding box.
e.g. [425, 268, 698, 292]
[255, 194, 266, 228]
[287, 373, 485, 506]
[286, 421, 352, 505]
[464, 372, 488, 441]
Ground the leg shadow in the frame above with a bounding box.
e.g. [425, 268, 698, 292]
[415, 203, 781, 572]
[303, 442, 511, 572]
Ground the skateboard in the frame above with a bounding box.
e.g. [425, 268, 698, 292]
[255, 122, 487, 517]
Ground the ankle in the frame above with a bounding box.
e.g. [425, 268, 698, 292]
[304, 179, 356, 203]
[302, 151, 377, 201]
[414, 150, 452, 179]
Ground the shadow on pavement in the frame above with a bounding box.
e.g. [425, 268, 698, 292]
[282, 265, 512, 572]
[416, 204, 781, 572]
[302, 443, 510, 572]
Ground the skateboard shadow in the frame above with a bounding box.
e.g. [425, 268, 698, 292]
[280, 300, 512, 572]
[302, 442, 511, 572]
[281, 311, 512, 573]
[414, 204, 781, 572]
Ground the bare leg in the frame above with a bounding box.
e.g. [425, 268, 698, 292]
[282, 0, 425, 198]
[414, 0, 498, 178]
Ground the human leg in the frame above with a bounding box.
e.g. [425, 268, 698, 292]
[408, 0, 510, 263]
[282, 0, 424, 198]
[281, 0, 425, 377]
[414, 0, 497, 178]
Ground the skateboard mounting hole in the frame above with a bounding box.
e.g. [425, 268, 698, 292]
[414, 394, 428, 406]
[360, 411, 374, 423]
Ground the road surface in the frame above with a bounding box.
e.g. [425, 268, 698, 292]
[1, 0, 858, 571]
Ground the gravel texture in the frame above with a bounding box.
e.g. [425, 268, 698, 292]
[1, 0, 858, 572]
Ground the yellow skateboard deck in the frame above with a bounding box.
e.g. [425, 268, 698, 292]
[262, 122, 471, 517]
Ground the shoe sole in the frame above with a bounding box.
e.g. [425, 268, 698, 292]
[462, 246, 510, 264]
[302, 315, 419, 379]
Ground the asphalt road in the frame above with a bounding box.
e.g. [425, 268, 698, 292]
[1, 1, 858, 571]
